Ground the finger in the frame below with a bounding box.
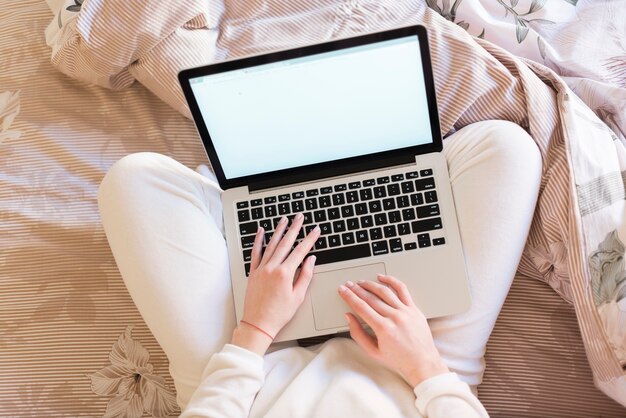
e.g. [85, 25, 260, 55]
[284, 225, 320, 270]
[269, 213, 305, 265]
[293, 255, 316, 300]
[377, 274, 413, 306]
[249, 227, 265, 272]
[261, 216, 289, 264]
[348, 282, 395, 317]
[338, 284, 385, 331]
[357, 279, 403, 309]
[345, 313, 379, 358]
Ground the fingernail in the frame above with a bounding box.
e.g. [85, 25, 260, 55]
[338, 285, 347, 292]
[257, 227, 263, 234]
[296, 213, 304, 220]
[279, 216, 288, 224]
[309, 255, 317, 264]
[345, 280, 354, 287]
[313, 225, 321, 233]
[357, 280, 365, 284]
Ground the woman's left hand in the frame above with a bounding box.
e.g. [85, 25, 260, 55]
[231, 213, 320, 355]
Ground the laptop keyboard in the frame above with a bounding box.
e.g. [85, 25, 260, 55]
[236, 167, 445, 276]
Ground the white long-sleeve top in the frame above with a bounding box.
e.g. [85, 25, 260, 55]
[180, 338, 489, 418]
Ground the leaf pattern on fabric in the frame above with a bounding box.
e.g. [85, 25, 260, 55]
[425, 0, 485, 36]
[528, 241, 573, 302]
[589, 230, 626, 366]
[88, 327, 179, 418]
[0, 90, 21, 144]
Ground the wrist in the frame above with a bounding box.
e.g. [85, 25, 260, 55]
[231, 323, 272, 356]
[405, 357, 449, 388]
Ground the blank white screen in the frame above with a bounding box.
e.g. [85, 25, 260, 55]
[190, 36, 433, 179]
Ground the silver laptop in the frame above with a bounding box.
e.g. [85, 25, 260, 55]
[179, 25, 471, 342]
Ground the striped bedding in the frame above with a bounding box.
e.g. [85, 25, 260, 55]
[1, 0, 625, 416]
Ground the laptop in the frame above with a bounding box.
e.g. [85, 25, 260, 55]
[178, 25, 471, 342]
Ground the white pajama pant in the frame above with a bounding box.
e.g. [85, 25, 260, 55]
[98, 120, 542, 408]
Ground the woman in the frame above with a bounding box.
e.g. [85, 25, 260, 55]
[98, 120, 541, 417]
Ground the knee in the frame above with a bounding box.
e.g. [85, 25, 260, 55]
[477, 120, 542, 174]
[98, 152, 174, 210]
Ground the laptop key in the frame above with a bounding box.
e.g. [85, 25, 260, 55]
[377, 176, 390, 184]
[396, 195, 410, 208]
[310, 243, 371, 265]
[391, 174, 404, 182]
[347, 217, 360, 231]
[315, 237, 328, 250]
[237, 209, 251, 222]
[292, 191, 305, 199]
[420, 169, 433, 177]
[356, 229, 369, 242]
[390, 238, 403, 252]
[360, 215, 373, 228]
[327, 208, 341, 220]
[411, 218, 443, 233]
[406, 171, 419, 179]
[320, 186, 333, 194]
[245, 263, 251, 277]
[328, 234, 341, 247]
[359, 189, 373, 201]
[259, 219, 273, 230]
[425, 191, 438, 203]
[278, 203, 290, 215]
[264, 205, 277, 218]
[239, 221, 258, 236]
[415, 177, 436, 191]
[404, 242, 417, 250]
[292, 200, 304, 212]
[264, 196, 276, 204]
[251, 199, 263, 206]
[416, 204, 440, 218]
[306, 189, 319, 197]
[398, 223, 411, 235]
[387, 183, 401, 196]
[314, 210, 327, 223]
[372, 240, 389, 255]
[373, 186, 386, 198]
[319, 196, 332, 208]
[303, 212, 313, 224]
[370, 227, 383, 240]
[243, 249, 252, 262]
[402, 208, 416, 221]
[401, 181, 415, 194]
[433, 237, 446, 246]
[332, 193, 345, 206]
[332, 220, 346, 233]
[279, 193, 291, 201]
[410, 193, 424, 206]
[346, 191, 359, 203]
[251, 207, 264, 220]
[342, 232, 355, 245]
[363, 179, 375, 187]
[349, 181, 361, 189]
[374, 213, 388, 226]
[368, 201, 382, 213]
[355, 203, 368, 215]
[383, 198, 396, 210]
[305, 198, 318, 210]
[334, 184, 347, 192]
[341, 205, 355, 218]
[320, 223, 332, 235]
[383, 225, 397, 238]
[236, 201, 249, 209]
[241, 235, 255, 248]
[389, 210, 401, 223]
[418, 239, 431, 248]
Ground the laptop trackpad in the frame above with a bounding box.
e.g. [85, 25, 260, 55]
[310, 263, 386, 331]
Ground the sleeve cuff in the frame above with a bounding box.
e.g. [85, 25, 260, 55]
[200, 343, 265, 381]
[414, 372, 482, 416]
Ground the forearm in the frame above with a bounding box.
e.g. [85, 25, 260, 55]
[414, 373, 489, 418]
[180, 344, 265, 418]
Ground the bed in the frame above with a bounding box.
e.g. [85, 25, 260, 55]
[1, 0, 625, 416]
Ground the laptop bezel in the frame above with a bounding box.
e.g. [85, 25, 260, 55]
[178, 25, 443, 191]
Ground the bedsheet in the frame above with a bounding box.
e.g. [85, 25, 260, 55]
[1, 0, 625, 416]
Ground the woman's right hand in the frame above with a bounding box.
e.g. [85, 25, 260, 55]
[338, 274, 449, 387]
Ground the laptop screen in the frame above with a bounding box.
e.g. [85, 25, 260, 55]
[187, 35, 434, 180]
